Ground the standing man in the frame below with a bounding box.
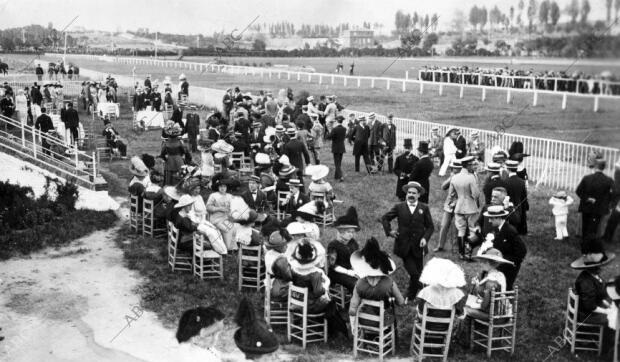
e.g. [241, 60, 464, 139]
[144, 75, 152, 89]
[327, 115, 346, 182]
[34, 107, 54, 155]
[576, 158, 614, 250]
[351, 116, 371, 174]
[185, 107, 200, 153]
[283, 128, 310, 182]
[393, 139, 418, 201]
[409, 141, 434, 204]
[367, 113, 383, 168]
[382, 114, 397, 173]
[63, 102, 80, 146]
[505, 160, 529, 235]
[35, 63, 44, 81]
[453, 129, 467, 160]
[382, 181, 434, 300]
[178, 74, 189, 101]
[483, 162, 508, 205]
[324, 95, 338, 135]
[447, 155, 481, 260]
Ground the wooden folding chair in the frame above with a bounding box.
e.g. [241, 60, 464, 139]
[329, 283, 351, 309]
[142, 198, 166, 238]
[96, 138, 114, 164]
[470, 287, 518, 357]
[411, 303, 455, 361]
[287, 283, 328, 349]
[193, 233, 223, 280]
[276, 191, 291, 221]
[238, 244, 265, 291]
[310, 191, 337, 231]
[129, 194, 143, 233]
[563, 288, 605, 356]
[167, 221, 193, 272]
[264, 274, 288, 328]
[354, 299, 396, 361]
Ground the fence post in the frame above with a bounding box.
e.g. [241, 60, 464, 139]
[318, 74, 322, 84]
[297, 72, 300, 81]
[331, 75, 334, 85]
[481, 87, 486, 101]
[593, 96, 599, 112]
[506, 89, 512, 104]
[420, 82, 424, 94]
[357, 77, 361, 88]
[386, 79, 390, 90]
[92, 151, 97, 178]
[562, 93, 567, 110]
[287, 72, 291, 80]
[371, 78, 375, 88]
[432, 72, 436, 82]
[74, 143, 79, 169]
[32, 128, 37, 159]
[278, 72, 281, 79]
[439, 83, 443, 96]
[308, 73, 311, 82]
[402, 81, 406, 92]
[344, 77, 347, 86]
[554, 79, 558, 92]
[459, 85, 464, 99]
[533, 91, 538, 106]
[406, 71, 409, 80]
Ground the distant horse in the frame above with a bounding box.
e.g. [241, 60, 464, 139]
[0, 62, 8, 75]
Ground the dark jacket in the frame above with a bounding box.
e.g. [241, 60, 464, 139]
[351, 124, 370, 156]
[575, 271, 609, 317]
[381, 202, 434, 258]
[63, 108, 80, 129]
[576, 171, 615, 215]
[35, 114, 54, 133]
[30, 87, 43, 105]
[454, 135, 467, 159]
[282, 192, 310, 215]
[382, 123, 397, 150]
[185, 113, 200, 136]
[283, 138, 310, 171]
[368, 121, 383, 146]
[483, 175, 508, 205]
[241, 189, 270, 213]
[327, 124, 347, 154]
[409, 155, 434, 203]
[492, 222, 527, 289]
[505, 174, 528, 213]
[393, 152, 418, 200]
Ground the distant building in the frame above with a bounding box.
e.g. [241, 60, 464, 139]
[341, 29, 374, 48]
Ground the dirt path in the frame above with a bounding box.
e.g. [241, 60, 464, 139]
[0, 205, 185, 362]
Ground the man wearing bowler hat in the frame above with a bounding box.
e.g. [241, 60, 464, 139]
[447, 155, 481, 260]
[382, 114, 397, 173]
[327, 115, 347, 182]
[409, 141, 434, 204]
[382, 181, 434, 299]
[283, 128, 310, 181]
[393, 139, 418, 201]
[505, 159, 529, 235]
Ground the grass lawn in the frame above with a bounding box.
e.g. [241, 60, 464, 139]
[46, 56, 620, 148]
[88, 88, 620, 360]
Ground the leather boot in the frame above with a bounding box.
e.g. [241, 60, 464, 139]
[457, 236, 465, 259]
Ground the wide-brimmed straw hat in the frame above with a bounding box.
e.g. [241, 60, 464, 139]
[279, 165, 297, 177]
[289, 239, 318, 274]
[552, 190, 568, 199]
[485, 162, 501, 172]
[294, 200, 325, 221]
[474, 248, 514, 265]
[306, 164, 329, 181]
[163, 186, 183, 200]
[402, 181, 426, 195]
[129, 156, 149, 177]
[211, 140, 234, 154]
[286, 221, 314, 236]
[483, 205, 509, 218]
[350, 238, 396, 278]
[255, 153, 271, 165]
[419, 257, 466, 288]
[174, 194, 195, 209]
[570, 252, 615, 269]
[164, 121, 183, 137]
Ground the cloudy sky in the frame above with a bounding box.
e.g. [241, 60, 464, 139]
[0, 0, 611, 35]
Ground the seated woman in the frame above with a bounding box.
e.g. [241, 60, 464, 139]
[232, 209, 262, 247]
[291, 200, 322, 241]
[290, 239, 331, 314]
[234, 298, 279, 360]
[128, 156, 151, 213]
[284, 221, 326, 269]
[572, 250, 615, 324]
[327, 207, 360, 293]
[306, 164, 335, 201]
[206, 177, 236, 252]
[157, 186, 181, 220]
[174, 305, 244, 361]
[348, 237, 405, 329]
[175, 195, 227, 255]
[264, 230, 293, 302]
[414, 257, 466, 332]
[457, 247, 512, 345]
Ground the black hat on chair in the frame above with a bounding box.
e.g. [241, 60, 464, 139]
[333, 207, 360, 231]
[234, 298, 279, 358]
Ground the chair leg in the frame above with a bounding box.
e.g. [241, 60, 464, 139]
[486, 325, 493, 358]
[287, 311, 292, 343]
[597, 326, 604, 356]
[469, 321, 475, 350]
[379, 326, 384, 361]
[353, 316, 358, 358]
[323, 318, 328, 343]
[302, 316, 307, 350]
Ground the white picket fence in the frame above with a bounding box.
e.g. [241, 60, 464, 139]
[47, 53, 620, 112]
[65, 60, 619, 192]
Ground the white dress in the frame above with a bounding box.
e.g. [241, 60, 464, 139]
[15, 94, 28, 125]
[439, 137, 457, 176]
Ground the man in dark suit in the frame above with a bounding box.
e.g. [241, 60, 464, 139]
[382, 114, 397, 173]
[504, 160, 528, 235]
[62, 102, 80, 146]
[483, 162, 508, 205]
[453, 129, 467, 159]
[34, 107, 54, 155]
[241, 176, 270, 213]
[382, 181, 435, 299]
[327, 115, 347, 182]
[185, 109, 200, 152]
[351, 116, 372, 173]
[283, 129, 311, 181]
[409, 141, 434, 204]
[486, 205, 527, 290]
[367, 112, 383, 167]
[393, 139, 418, 201]
[576, 159, 615, 250]
[476, 187, 518, 236]
[281, 179, 309, 215]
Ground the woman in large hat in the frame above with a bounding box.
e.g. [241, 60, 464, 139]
[234, 299, 279, 359]
[307, 164, 335, 201]
[290, 239, 331, 313]
[206, 177, 238, 252]
[439, 128, 459, 176]
[348, 237, 405, 331]
[160, 121, 192, 186]
[326, 207, 361, 292]
[415, 257, 466, 320]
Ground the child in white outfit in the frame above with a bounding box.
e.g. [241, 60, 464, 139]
[548, 190, 574, 240]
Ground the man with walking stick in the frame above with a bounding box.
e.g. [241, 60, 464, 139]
[381, 181, 434, 300]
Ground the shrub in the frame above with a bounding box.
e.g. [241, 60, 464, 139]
[54, 178, 79, 211]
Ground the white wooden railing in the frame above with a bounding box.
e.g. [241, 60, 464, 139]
[47, 53, 620, 112]
[51, 59, 620, 191]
